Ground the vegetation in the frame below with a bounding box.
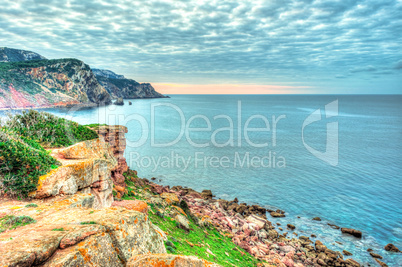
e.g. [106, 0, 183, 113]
[0, 128, 60, 197]
[2, 110, 99, 147]
[0, 110, 99, 197]
[52, 228, 66, 231]
[80, 221, 96, 225]
[123, 172, 262, 267]
[24, 203, 38, 208]
[0, 215, 36, 233]
[84, 123, 107, 129]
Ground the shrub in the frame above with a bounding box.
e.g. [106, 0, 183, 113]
[0, 129, 60, 197]
[25, 203, 38, 208]
[2, 110, 99, 147]
[0, 215, 36, 233]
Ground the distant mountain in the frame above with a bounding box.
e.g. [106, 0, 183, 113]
[0, 59, 111, 109]
[0, 47, 47, 62]
[92, 69, 125, 79]
[93, 69, 167, 99]
[0, 48, 166, 109]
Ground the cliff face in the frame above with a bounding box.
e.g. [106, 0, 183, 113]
[0, 47, 46, 62]
[94, 69, 167, 99]
[0, 59, 112, 109]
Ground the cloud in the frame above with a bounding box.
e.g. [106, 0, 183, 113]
[0, 0, 401, 93]
[350, 65, 377, 73]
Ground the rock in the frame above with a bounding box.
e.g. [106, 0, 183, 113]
[311, 234, 317, 238]
[343, 250, 353, 256]
[315, 240, 327, 252]
[129, 101, 132, 105]
[345, 258, 360, 266]
[367, 248, 373, 252]
[369, 252, 382, 259]
[0, 202, 165, 266]
[114, 97, 124, 105]
[160, 193, 179, 205]
[270, 212, 285, 218]
[313, 217, 322, 221]
[328, 223, 340, 229]
[287, 224, 296, 230]
[201, 190, 213, 200]
[384, 243, 400, 252]
[127, 254, 221, 267]
[30, 138, 117, 209]
[111, 200, 148, 214]
[246, 214, 268, 230]
[175, 214, 190, 231]
[341, 228, 362, 238]
[374, 258, 388, 267]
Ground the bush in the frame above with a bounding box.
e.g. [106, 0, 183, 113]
[2, 110, 99, 147]
[0, 215, 36, 233]
[0, 129, 60, 197]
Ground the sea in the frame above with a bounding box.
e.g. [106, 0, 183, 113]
[2, 95, 401, 266]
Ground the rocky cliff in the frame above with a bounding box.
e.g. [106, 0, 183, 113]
[0, 59, 112, 109]
[94, 69, 167, 99]
[0, 47, 46, 62]
[0, 125, 222, 267]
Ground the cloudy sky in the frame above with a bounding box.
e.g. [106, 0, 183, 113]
[1, 0, 401, 94]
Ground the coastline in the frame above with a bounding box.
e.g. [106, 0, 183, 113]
[137, 177, 399, 267]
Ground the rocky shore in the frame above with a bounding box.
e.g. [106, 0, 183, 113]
[131, 181, 399, 267]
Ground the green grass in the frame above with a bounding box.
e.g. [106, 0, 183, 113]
[84, 123, 108, 130]
[80, 221, 96, 225]
[123, 173, 263, 267]
[52, 228, 66, 231]
[0, 215, 36, 233]
[25, 203, 38, 208]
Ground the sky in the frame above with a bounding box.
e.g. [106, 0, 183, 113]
[1, 0, 401, 94]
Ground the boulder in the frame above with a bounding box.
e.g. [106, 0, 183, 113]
[246, 214, 268, 230]
[127, 254, 221, 267]
[341, 228, 362, 238]
[312, 217, 322, 221]
[374, 258, 388, 267]
[384, 243, 400, 252]
[343, 250, 353, 256]
[369, 252, 382, 259]
[161, 193, 179, 205]
[315, 240, 327, 252]
[270, 212, 285, 218]
[287, 224, 296, 230]
[129, 101, 132, 105]
[201, 190, 213, 200]
[114, 97, 124, 105]
[175, 214, 190, 231]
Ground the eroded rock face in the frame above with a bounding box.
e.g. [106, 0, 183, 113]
[93, 125, 128, 192]
[30, 138, 117, 209]
[127, 254, 222, 267]
[0, 195, 166, 267]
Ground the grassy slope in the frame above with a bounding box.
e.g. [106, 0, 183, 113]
[122, 173, 263, 267]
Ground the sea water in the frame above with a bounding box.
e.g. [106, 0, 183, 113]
[3, 95, 401, 265]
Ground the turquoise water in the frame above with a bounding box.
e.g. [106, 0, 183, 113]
[3, 95, 401, 265]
